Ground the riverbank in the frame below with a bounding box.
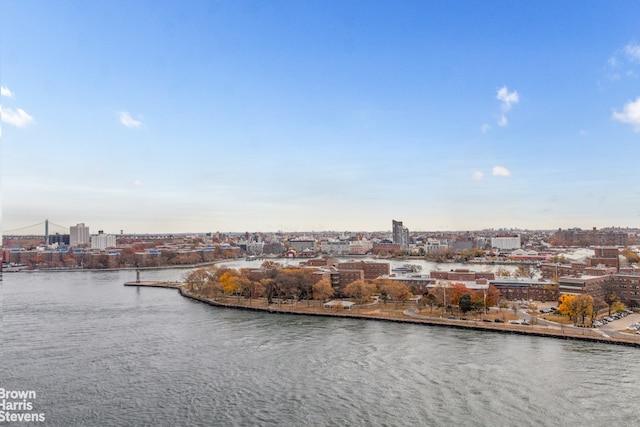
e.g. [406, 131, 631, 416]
[123, 281, 640, 348]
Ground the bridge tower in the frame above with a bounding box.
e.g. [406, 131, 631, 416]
[45, 219, 49, 246]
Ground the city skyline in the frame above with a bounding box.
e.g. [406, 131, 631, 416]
[2, 2, 640, 234]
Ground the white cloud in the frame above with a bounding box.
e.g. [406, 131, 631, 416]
[471, 171, 484, 181]
[481, 123, 491, 133]
[496, 86, 520, 111]
[0, 106, 35, 128]
[492, 166, 511, 177]
[494, 86, 519, 127]
[118, 111, 143, 128]
[624, 42, 640, 62]
[606, 43, 640, 81]
[1, 86, 14, 98]
[133, 179, 144, 187]
[612, 96, 640, 132]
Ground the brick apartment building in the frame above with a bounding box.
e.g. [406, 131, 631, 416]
[336, 261, 390, 281]
[553, 228, 628, 246]
[545, 247, 640, 307]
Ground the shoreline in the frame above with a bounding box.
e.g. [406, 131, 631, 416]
[124, 281, 640, 349]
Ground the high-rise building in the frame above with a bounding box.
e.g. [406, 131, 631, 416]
[91, 230, 117, 250]
[70, 223, 90, 247]
[392, 220, 409, 249]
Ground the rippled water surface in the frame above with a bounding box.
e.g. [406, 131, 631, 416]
[2, 270, 639, 426]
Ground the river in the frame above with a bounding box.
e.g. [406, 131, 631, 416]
[2, 269, 638, 426]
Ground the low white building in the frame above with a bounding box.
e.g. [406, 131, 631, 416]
[425, 238, 449, 253]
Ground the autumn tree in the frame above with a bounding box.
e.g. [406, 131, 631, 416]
[343, 280, 376, 304]
[219, 270, 241, 295]
[432, 282, 452, 315]
[610, 300, 627, 314]
[424, 247, 455, 262]
[379, 280, 412, 308]
[449, 283, 471, 306]
[274, 268, 313, 302]
[312, 279, 334, 302]
[234, 276, 252, 302]
[515, 265, 536, 279]
[621, 247, 639, 264]
[184, 267, 211, 293]
[558, 294, 577, 321]
[458, 249, 485, 262]
[573, 294, 594, 325]
[603, 287, 621, 316]
[495, 268, 511, 277]
[485, 284, 501, 308]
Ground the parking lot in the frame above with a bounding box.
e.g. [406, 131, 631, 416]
[599, 311, 640, 332]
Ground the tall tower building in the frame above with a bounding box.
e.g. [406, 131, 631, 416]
[392, 220, 409, 249]
[70, 223, 90, 247]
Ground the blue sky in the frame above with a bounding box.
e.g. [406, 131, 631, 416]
[2, 1, 639, 234]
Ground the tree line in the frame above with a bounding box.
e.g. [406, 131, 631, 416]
[183, 262, 507, 314]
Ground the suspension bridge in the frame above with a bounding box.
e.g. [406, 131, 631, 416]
[3, 220, 70, 238]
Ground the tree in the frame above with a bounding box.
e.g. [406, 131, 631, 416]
[343, 280, 376, 304]
[485, 285, 501, 308]
[424, 247, 454, 262]
[495, 268, 511, 277]
[557, 294, 594, 324]
[424, 293, 437, 313]
[621, 247, 639, 264]
[275, 268, 313, 303]
[611, 300, 627, 314]
[234, 276, 252, 302]
[593, 297, 608, 319]
[219, 271, 240, 295]
[558, 294, 578, 321]
[605, 290, 620, 316]
[312, 279, 334, 302]
[247, 280, 265, 304]
[380, 281, 412, 308]
[573, 294, 594, 325]
[261, 278, 277, 304]
[185, 268, 206, 292]
[459, 294, 473, 314]
[449, 283, 471, 306]
[515, 264, 535, 279]
[432, 282, 452, 315]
